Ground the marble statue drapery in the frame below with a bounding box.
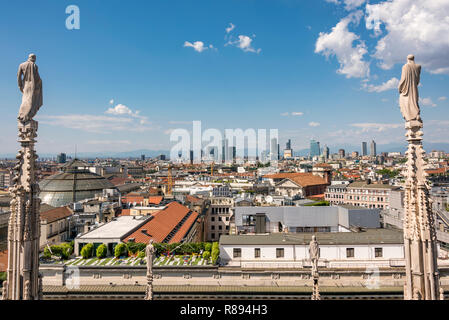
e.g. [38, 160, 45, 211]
[17, 54, 43, 122]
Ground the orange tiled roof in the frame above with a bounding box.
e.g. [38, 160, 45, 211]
[148, 196, 163, 205]
[426, 168, 448, 175]
[270, 172, 328, 187]
[186, 195, 202, 204]
[289, 175, 328, 187]
[123, 202, 197, 244]
[263, 172, 308, 179]
[170, 211, 199, 243]
[118, 209, 131, 216]
[40, 207, 72, 224]
[121, 195, 145, 204]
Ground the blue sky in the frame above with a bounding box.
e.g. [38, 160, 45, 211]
[0, 0, 448, 155]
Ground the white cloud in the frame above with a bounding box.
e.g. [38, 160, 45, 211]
[227, 35, 261, 54]
[325, 0, 366, 11]
[343, 0, 365, 11]
[309, 122, 321, 127]
[106, 104, 149, 125]
[184, 41, 214, 53]
[438, 96, 447, 101]
[365, 0, 449, 74]
[363, 77, 399, 92]
[350, 122, 402, 132]
[281, 112, 304, 116]
[315, 11, 369, 78]
[226, 23, 235, 34]
[109, 99, 114, 105]
[419, 97, 437, 107]
[106, 104, 134, 115]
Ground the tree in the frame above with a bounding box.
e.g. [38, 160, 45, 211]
[96, 244, 107, 259]
[204, 242, 212, 252]
[202, 251, 211, 260]
[114, 243, 128, 258]
[211, 242, 220, 264]
[81, 243, 94, 259]
[137, 251, 146, 259]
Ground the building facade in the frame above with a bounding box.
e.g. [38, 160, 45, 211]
[205, 197, 234, 241]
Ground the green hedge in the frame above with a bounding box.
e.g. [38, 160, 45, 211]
[80, 243, 94, 259]
[96, 244, 107, 259]
[114, 243, 128, 258]
[127, 242, 146, 254]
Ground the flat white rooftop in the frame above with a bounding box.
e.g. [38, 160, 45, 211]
[78, 216, 149, 240]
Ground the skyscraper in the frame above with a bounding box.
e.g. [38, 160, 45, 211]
[286, 139, 291, 150]
[361, 142, 367, 156]
[310, 139, 320, 158]
[338, 149, 345, 159]
[270, 137, 279, 161]
[322, 145, 329, 160]
[222, 138, 229, 163]
[370, 140, 377, 157]
[57, 153, 67, 164]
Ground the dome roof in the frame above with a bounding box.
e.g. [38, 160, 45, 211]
[39, 159, 115, 207]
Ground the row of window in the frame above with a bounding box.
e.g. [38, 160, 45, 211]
[210, 216, 230, 222]
[347, 195, 387, 202]
[232, 247, 384, 258]
[211, 207, 231, 214]
[211, 225, 229, 231]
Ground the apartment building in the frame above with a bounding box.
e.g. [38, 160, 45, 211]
[325, 181, 400, 209]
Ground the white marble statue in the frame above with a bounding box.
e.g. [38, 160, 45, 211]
[145, 239, 155, 300]
[398, 54, 421, 124]
[309, 235, 319, 276]
[17, 53, 43, 122]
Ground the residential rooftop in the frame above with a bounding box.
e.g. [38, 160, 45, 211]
[78, 215, 149, 239]
[219, 228, 403, 246]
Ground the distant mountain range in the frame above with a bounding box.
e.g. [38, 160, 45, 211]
[0, 142, 448, 160]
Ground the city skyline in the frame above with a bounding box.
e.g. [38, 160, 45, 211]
[0, 0, 448, 156]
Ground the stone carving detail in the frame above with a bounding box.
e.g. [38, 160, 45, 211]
[93, 273, 102, 279]
[242, 274, 250, 280]
[400, 55, 440, 300]
[123, 274, 132, 279]
[271, 273, 280, 280]
[154, 274, 162, 279]
[309, 235, 320, 300]
[393, 274, 402, 280]
[2, 281, 8, 300]
[5, 54, 43, 300]
[331, 274, 340, 280]
[183, 274, 192, 279]
[144, 239, 155, 300]
[301, 274, 310, 280]
[213, 273, 221, 279]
